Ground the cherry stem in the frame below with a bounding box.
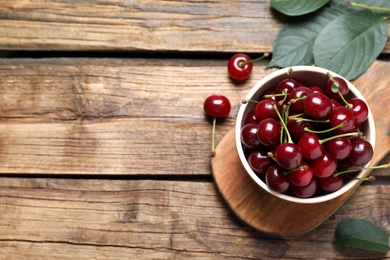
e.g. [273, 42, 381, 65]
[286, 68, 293, 78]
[264, 93, 286, 98]
[278, 88, 289, 106]
[242, 99, 258, 104]
[211, 116, 216, 156]
[239, 53, 269, 67]
[327, 72, 352, 108]
[333, 163, 390, 177]
[304, 121, 347, 134]
[289, 96, 306, 104]
[283, 165, 308, 176]
[273, 104, 293, 144]
[347, 1, 390, 12]
[289, 115, 330, 124]
[319, 131, 361, 145]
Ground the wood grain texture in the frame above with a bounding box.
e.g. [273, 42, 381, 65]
[0, 58, 389, 175]
[0, 1, 389, 53]
[0, 178, 389, 259]
[0, 0, 281, 53]
[0, 58, 277, 175]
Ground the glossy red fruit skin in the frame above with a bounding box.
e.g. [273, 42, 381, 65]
[309, 85, 325, 95]
[257, 118, 281, 147]
[241, 124, 261, 149]
[347, 139, 373, 166]
[203, 95, 231, 118]
[298, 133, 324, 161]
[326, 137, 352, 160]
[287, 162, 313, 187]
[289, 86, 313, 113]
[227, 54, 252, 81]
[254, 99, 281, 122]
[265, 165, 290, 193]
[325, 76, 349, 102]
[244, 110, 259, 125]
[311, 152, 337, 178]
[348, 98, 369, 125]
[275, 78, 300, 102]
[247, 149, 273, 174]
[304, 93, 332, 120]
[290, 177, 318, 198]
[275, 143, 302, 170]
[330, 106, 355, 134]
[318, 175, 344, 193]
[287, 119, 314, 142]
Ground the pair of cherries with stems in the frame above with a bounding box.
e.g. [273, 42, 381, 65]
[203, 53, 269, 156]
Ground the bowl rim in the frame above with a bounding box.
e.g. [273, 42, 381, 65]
[235, 65, 376, 204]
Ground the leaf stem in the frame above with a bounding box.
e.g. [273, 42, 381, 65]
[347, 1, 390, 12]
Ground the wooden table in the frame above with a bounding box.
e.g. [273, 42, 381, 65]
[0, 1, 389, 259]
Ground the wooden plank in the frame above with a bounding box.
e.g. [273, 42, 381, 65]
[0, 178, 388, 259]
[0, 1, 389, 53]
[0, 58, 275, 175]
[0, 58, 389, 175]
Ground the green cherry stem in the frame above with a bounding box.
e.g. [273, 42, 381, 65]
[347, 1, 390, 12]
[289, 115, 330, 124]
[283, 165, 308, 176]
[211, 116, 217, 156]
[327, 72, 353, 108]
[333, 163, 390, 177]
[273, 104, 293, 144]
[304, 121, 347, 134]
[319, 131, 361, 145]
[239, 53, 269, 67]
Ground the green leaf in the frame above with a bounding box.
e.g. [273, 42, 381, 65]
[313, 10, 388, 80]
[267, 7, 341, 69]
[270, 0, 330, 16]
[330, 0, 390, 16]
[333, 219, 389, 253]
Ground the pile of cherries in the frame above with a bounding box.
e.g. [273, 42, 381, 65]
[240, 70, 374, 198]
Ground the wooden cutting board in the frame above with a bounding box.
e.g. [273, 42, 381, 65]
[211, 61, 390, 237]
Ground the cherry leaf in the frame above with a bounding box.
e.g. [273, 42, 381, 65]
[313, 10, 388, 80]
[267, 8, 341, 69]
[270, 0, 330, 16]
[333, 219, 389, 253]
[330, 0, 390, 16]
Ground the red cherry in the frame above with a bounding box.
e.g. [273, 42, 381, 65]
[287, 162, 314, 187]
[290, 177, 318, 198]
[318, 175, 344, 193]
[203, 95, 231, 118]
[257, 118, 281, 147]
[298, 133, 324, 161]
[265, 165, 290, 193]
[325, 75, 349, 102]
[348, 98, 369, 125]
[304, 93, 332, 120]
[311, 152, 337, 178]
[203, 95, 231, 156]
[274, 143, 302, 170]
[330, 106, 355, 134]
[254, 99, 281, 122]
[241, 124, 261, 149]
[326, 137, 352, 160]
[347, 139, 373, 166]
[247, 149, 273, 175]
[227, 54, 252, 81]
[289, 86, 313, 113]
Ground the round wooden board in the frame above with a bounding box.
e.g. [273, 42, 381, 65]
[211, 61, 389, 237]
[211, 128, 361, 237]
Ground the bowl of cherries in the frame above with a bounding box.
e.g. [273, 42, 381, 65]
[235, 66, 376, 204]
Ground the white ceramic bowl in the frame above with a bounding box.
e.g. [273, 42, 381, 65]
[235, 66, 376, 204]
